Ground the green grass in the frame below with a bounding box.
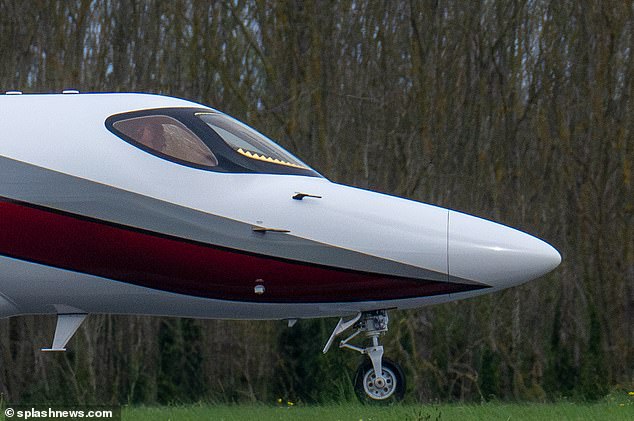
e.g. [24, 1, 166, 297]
[124, 396, 633, 421]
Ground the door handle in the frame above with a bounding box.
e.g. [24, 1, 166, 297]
[292, 192, 322, 200]
[252, 226, 290, 233]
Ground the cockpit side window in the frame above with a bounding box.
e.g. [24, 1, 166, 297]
[112, 115, 218, 168]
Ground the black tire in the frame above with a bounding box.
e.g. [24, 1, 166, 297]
[353, 358, 405, 403]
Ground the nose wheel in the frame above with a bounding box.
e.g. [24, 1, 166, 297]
[354, 358, 405, 401]
[323, 310, 405, 402]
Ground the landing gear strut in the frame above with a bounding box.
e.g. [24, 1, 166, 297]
[323, 310, 405, 402]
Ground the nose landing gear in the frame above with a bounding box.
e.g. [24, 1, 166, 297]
[323, 310, 405, 402]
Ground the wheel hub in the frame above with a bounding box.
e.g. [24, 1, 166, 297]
[374, 376, 386, 388]
[363, 366, 397, 400]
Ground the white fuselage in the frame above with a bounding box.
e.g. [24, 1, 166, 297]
[0, 93, 561, 320]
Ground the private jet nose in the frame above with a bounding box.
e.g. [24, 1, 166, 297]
[448, 211, 561, 289]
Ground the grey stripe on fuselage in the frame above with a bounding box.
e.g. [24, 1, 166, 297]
[0, 155, 480, 285]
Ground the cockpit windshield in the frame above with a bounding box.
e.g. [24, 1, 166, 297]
[196, 112, 309, 170]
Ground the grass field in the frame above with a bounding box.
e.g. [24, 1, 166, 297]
[125, 394, 633, 421]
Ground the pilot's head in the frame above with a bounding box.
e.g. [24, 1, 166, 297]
[138, 124, 166, 151]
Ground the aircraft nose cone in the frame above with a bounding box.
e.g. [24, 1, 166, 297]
[448, 211, 561, 288]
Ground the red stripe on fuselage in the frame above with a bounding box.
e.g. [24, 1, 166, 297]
[0, 199, 482, 303]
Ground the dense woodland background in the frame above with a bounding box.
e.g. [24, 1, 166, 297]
[0, 0, 632, 404]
